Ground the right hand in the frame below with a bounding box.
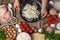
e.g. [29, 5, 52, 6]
[41, 8, 47, 19]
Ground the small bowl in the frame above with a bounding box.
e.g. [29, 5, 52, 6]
[10, 17, 17, 24]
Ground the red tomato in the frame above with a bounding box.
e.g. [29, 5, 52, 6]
[26, 27, 31, 31]
[20, 24, 23, 28]
[24, 24, 29, 28]
[22, 22, 27, 25]
[29, 30, 33, 34]
[48, 21, 51, 24]
[22, 28, 25, 31]
[22, 22, 31, 31]
[48, 17, 51, 20]
[20, 22, 34, 34]
[48, 15, 59, 25]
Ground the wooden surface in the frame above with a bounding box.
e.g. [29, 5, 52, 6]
[0, 0, 48, 30]
[16, 10, 48, 29]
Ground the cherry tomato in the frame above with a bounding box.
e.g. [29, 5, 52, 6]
[29, 30, 33, 34]
[22, 22, 27, 25]
[48, 21, 51, 24]
[22, 22, 31, 31]
[20, 24, 23, 28]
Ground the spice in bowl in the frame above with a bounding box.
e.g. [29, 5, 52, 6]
[11, 17, 17, 24]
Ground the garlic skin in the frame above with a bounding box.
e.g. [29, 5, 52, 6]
[50, 24, 55, 28]
[15, 24, 20, 28]
[18, 28, 22, 33]
[8, 3, 12, 8]
[15, 24, 22, 33]
[38, 28, 42, 33]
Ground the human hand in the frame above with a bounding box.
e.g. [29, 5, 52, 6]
[13, 0, 20, 10]
[41, 8, 47, 19]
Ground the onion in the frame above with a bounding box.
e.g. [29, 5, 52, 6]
[46, 27, 53, 33]
[49, 8, 57, 15]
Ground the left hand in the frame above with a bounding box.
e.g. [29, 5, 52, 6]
[13, 0, 20, 10]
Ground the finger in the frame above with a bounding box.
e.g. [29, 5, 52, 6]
[41, 13, 44, 19]
[41, 11, 43, 17]
[17, 4, 20, 10]
[16, 6, 18, 10]
[16, 6, 20, 11]
[15, 6, 19, 10]
[42, 13, 46, 19]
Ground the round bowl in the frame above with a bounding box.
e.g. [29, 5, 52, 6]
[0, 5, 13, 24]
[20, 0, 41, 22]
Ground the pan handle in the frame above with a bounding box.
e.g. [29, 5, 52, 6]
[35, 0, 42, 8]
